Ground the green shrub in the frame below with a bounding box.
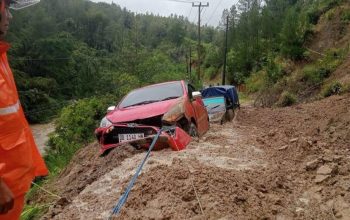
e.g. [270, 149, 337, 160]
[341, 8, 350, 21]
[306, 0, 341, 24]
[45, 96, 116, 174]
[204, 66, 218, 80]
[277, 92, 297, 107]
[20, 90, 61, 123]
[325, 8, 337, 20]
[266, 57, 284, 83]
[301, 48, 347, 85]
[21, 205, 42, 220]
[321, 81, 343, 97]
[246, 71, 267, 93]
[302, 65, 324, 84]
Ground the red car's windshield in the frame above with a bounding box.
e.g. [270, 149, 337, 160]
[119, 81, 184, 108]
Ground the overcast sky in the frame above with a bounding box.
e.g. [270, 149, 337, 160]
[90, 0, 238, 27]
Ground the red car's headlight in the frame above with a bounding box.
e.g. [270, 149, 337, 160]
[100, 117, 112, 128]
[162, 103, 185, 124]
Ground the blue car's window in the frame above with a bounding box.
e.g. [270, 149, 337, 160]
[119, 82, 184, 108]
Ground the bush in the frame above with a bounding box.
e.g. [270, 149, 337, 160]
[265, 56, 284, 83]
[341, 8, 350, 21]
[20, 89, 61, 123]
[301, 48, 346, 85]
[302, 65, 324, 84]
[325, 8, 337, 20]
[246, 71, 267, 93]
[45, 96, 116, 174]
[277, 92, 297, 107]
[321, 81, 343, 97]
[204, 66, 218, 80]
[306, 0, 341, 24]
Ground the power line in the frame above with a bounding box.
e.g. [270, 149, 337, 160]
[201, 6, 208, 16]
[187, 6, 193, 20]
[205, 0, 224, 25]
[9, 56, 119, 62]
[163, 0, 193, 3]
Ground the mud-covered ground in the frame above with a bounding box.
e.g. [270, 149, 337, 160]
[39, 94, 350, 220]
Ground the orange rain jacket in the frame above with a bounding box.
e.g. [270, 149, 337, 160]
[0, 41, 48, 197]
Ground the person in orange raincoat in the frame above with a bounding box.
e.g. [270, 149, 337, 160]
[0, 0, 48, 219]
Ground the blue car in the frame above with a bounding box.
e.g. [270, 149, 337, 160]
[201, 85, 240, 123]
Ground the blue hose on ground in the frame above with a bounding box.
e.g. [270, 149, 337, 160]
[108, 126, 175, 219]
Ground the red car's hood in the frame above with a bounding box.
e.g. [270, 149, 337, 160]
[107, 98, 181, 123]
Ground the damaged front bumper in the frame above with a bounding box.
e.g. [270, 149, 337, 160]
[95, 124, 191, 154]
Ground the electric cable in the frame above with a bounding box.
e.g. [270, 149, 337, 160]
[205, 0, 224, 25]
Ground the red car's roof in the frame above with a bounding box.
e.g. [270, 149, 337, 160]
[132, 80, 185, 92]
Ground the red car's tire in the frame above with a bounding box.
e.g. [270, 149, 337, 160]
[189, 122, 198, 137]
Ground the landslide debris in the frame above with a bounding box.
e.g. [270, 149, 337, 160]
[40, 94, 349, 220]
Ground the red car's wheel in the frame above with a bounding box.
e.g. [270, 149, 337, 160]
[189, 122, 198, 137]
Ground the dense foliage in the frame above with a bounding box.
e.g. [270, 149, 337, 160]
[222, 0, 347, 85]
[7, 0, 220, 122]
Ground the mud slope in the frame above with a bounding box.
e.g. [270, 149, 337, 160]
[43, 94, 350, 220]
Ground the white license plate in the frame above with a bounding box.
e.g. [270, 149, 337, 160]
[118, 133, 144, 143]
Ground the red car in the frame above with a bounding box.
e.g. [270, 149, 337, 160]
[95, 80, 209, 154]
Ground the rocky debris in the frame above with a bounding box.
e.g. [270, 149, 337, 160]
[315, 175, 330, 184]
[278, 145, 288, 151]
[56, 197, 70, 207]
[38, 94, 350, 220]
[317, 164, 337, 175]
[289, 138, 298, 143]
[305, 159, 320, 171]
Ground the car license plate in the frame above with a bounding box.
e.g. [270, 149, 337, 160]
[118, 133, 144, 143]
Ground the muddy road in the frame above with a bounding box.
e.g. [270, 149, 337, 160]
[30, 123, 55, 155]
[40, 94, 350, 220]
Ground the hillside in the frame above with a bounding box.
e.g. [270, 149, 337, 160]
[238, 0, 350, 106]
[8, 0, 222, 123]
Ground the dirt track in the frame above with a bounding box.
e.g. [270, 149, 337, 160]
[41, 94, 350, 220]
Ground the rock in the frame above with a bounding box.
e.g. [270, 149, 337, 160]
[268, 131, 276, 137]
[317, 165, 334, 175]
[305, 159, 319, 171]
[56, 197, 70, 207]
[234, 195, 247, 203]
[278, 145, 288, 151]
[314, 186, 323, 192]
[329, 126, 336, 134]
[290, 138, 298, 143]
[333, 155, 343, 163]
[271, 207, 278, 215]
[322, 156, 333, 162]
[315, 175, 330, 184]
[307, 140, 313, 146]
[258, 185, 268, 193]
[335, 212, 343, 218]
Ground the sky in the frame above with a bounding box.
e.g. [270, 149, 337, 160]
[90, 0, 239, 27]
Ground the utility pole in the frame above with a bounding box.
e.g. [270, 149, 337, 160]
[186, 53, 189, 75]
[189, 46, 192, 82]
[192, 2, 209, 81]
[222, 15, 229, 85]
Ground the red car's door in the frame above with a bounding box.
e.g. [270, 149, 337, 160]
[188, 84, 209, 136]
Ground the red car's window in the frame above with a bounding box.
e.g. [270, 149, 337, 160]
[119, 82, 184, 108]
